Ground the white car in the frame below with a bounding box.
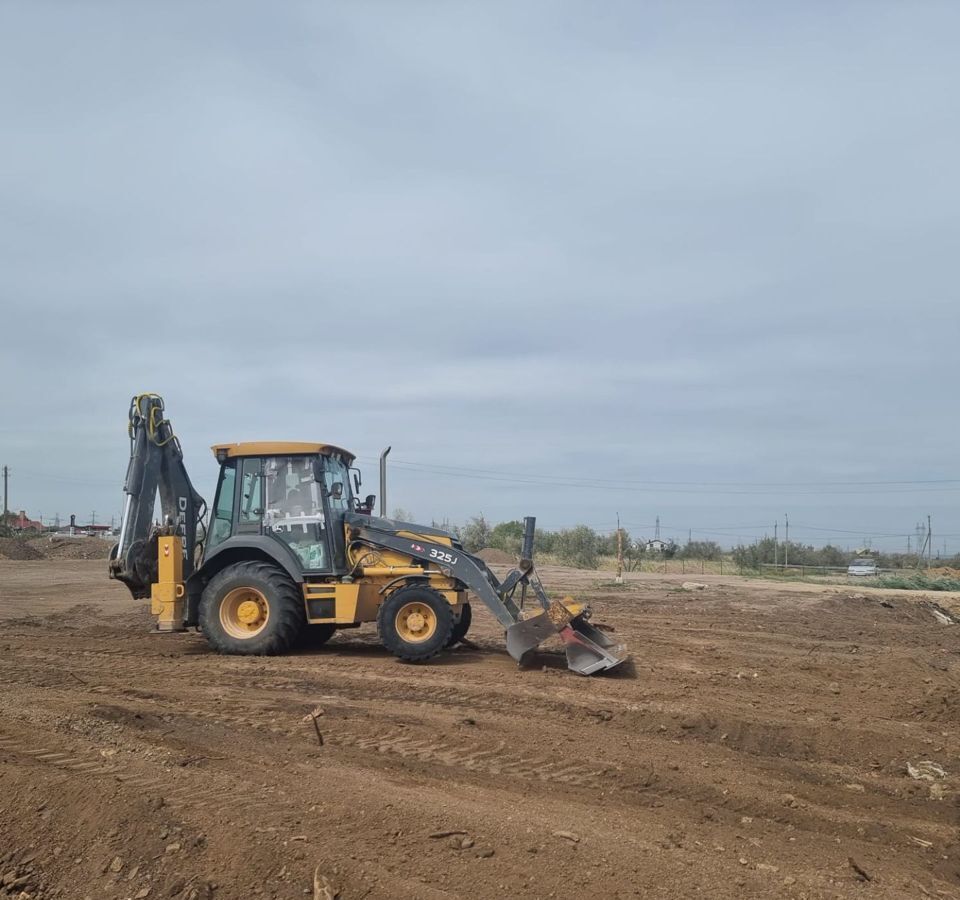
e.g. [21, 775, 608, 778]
[847, 558, 879, 577]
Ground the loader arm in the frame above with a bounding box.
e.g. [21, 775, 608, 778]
[345, 514, 628, 675]
[109, 394, 206, 600]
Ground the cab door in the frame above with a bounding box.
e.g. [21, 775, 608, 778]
[318, 453, 352, 572]
[237, 457, 264, 536]
[261, 455, 332, 572]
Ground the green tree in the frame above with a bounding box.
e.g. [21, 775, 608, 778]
[489, 520, 525, 555]
[679, 540, 722, 560]
[460, 515, 491, 553]
[818, 544, 848, 567]
[535, 528, 557, 553]
[623, 532, 645, 571]
[732, 543, 761, 571]
[555, 525, 600, 569]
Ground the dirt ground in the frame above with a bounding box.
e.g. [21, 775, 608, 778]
[1, 562, 959, 899]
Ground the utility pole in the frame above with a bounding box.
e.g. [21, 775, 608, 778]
[928, 515, 932, 570]
[916, 517, 932, 570]
[615, 512, 624, 585]
[784, 514, 789, 568]
[774, 521, 778, 568]
[2, 465, 8, 527]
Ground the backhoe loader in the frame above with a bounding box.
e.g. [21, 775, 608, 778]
[108, 394, 627, 675]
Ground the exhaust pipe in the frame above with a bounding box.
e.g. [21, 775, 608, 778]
[379, 446, 391, 517]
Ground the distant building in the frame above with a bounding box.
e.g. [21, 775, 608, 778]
[58, 514, 112, 537]
[645, 516, 668, 553]
[4, 510, 44, 532]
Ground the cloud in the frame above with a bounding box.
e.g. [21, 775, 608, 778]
[1, 2, 958, 547]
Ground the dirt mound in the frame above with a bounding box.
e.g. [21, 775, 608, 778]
[0, 538, 43, 560]
[0, 536, 112, 561]
[43, 536, 113, 560]
[475, 547, 514, 565]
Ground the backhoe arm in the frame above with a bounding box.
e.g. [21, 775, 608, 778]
[109, 394, 206, 601]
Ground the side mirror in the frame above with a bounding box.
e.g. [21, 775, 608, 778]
[351, 467, 362, 492]
[330, 482, 343, 500]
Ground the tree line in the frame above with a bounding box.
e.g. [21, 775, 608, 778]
[417, 514, 959, 572]
[445, 515, 722, 570]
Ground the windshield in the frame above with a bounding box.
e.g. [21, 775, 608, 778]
[850, 559, 875, 566]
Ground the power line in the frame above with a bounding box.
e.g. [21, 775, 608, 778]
[365, 459, 960, 496]
[360, 456, 960, 488]
[14, 469, 118, 486]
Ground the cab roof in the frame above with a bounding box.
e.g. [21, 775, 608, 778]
[211, 442, 356, 463]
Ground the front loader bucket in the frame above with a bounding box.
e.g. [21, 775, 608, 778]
[505, 600, 628, 675]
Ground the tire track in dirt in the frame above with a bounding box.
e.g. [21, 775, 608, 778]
[2, 649, 954, 855]
[0, 716, 310, 824]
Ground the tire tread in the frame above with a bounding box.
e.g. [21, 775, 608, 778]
[199, 560, 304, 656]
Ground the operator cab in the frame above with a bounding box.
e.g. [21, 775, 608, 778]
[207, 442, 370, 574]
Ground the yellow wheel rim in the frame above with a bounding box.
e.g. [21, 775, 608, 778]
[395, 601, 437, 643]
[220, 587, 270, 639]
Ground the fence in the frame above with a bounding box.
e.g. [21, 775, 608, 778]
[759, 563, 886, 578]
[621, 557, 727, 576]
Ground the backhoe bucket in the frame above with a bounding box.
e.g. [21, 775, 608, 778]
[559, 615, 629, 676]
[505, 600, 628, 675]
[506, 612, 562, 666]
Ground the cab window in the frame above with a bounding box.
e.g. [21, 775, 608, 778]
[262, 456, 328, 570]
[208, 461, 236, 548]
[239, 458, 263, 522]
[323, 455, 351, 513]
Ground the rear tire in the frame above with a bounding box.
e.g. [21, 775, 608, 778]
[199, 561, 305, 655]
[446, 602, 472, 647]
[378, 585, 454, 663]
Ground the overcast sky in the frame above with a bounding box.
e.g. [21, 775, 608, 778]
[1, 2, 958, 552]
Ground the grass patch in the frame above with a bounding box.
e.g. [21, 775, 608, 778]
[876, 573, 960, 592]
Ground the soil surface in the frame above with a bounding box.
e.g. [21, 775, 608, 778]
[1, 561, 959, 899]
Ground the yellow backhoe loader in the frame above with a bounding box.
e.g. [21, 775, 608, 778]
[108, 394, 627, 675]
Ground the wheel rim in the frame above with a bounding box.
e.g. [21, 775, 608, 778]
[220, 587, 270, 639]
[395, 601, 437, 643]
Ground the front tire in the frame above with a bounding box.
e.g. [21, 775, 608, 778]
[378, 585, 454, 663]
[199, 561, 305, 655]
